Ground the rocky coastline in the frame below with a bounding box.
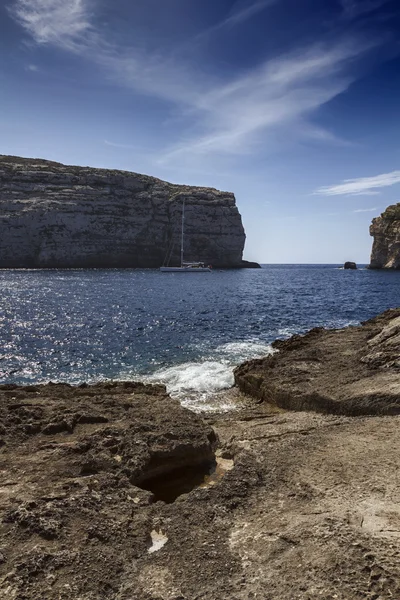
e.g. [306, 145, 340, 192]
[235, 307, 400, 415]
[1, 309, 400, 599]
[370, 203, 400, 269]
[0, 155, 253, 269]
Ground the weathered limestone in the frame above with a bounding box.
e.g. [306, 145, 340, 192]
[2, 376, 400, 598]
[370, 203, 400, 269]
[234, 308, 400, 415]
[0, 155, 246, 268]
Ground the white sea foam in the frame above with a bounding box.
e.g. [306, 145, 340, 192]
[146, 340, 274, 412]
[147, 360, 233, 402]
[216, 340, 274, 363]
[277, 326, 303, 338]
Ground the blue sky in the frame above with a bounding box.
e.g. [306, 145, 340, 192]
[2, 0, 400, 263]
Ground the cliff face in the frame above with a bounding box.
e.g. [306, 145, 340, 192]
[370, 203, 400, 269]
[0, 155, 246, 268]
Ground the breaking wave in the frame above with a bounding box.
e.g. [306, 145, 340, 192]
[146, 340, 274, 411]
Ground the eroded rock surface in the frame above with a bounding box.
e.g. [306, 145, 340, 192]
[1, 377, 400, 598]
[0, 381, 226, 598]
[0, 155, 246, 268]
[370, 203, 400, 269]
[234, 308, 400, 415]
[214, 405, 400, 600]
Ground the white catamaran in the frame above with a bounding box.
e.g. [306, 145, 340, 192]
[160, 200, 212, 272]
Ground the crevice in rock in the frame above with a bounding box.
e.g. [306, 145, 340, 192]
[138, 459, 217, 503]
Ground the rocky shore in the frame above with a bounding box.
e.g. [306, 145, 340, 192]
[1, 309, 400, 599]
[235, 307, 400, 415]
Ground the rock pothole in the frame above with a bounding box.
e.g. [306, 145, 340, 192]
[138, 460, 216, 503]
[138, 455, 235, 503]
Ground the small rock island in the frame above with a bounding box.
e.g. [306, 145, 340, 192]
[370, 203, 400, 269]
[344, 261, 357, 269]
[0, 155, 255, 268]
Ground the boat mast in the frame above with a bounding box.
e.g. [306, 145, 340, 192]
[180, 200, 185, 267]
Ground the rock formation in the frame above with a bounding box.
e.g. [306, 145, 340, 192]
[343, 261, 357, 269]
[2, 364, 400, 598]
[240, 259, 261, 268]
[3, 312, 400, 598]
[235, 308, 400, 415]
[0, 155, 247, 268]
[0, 379, 259, 599]
[369, 203, 400, 269]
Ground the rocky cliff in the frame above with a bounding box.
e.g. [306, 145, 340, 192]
[369, 203, 400, 269]
[0, 155, 247, 268]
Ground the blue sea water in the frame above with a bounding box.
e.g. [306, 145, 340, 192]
[1, 265, 399, 410]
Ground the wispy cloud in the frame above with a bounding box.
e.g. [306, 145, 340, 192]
[218, 0, 277, 28]
[315, 170, 400, 196]
[297, 124, 358, 147]
[349, 190, 381, 196]
[104, 140, 137, 149]
[9, 0, 92, 45]
[191, 0, 279, 54]
[159, 39, 377, 160]
[8, 0, 385, 162]
[341, 0, 391, 19]
[353, 207, 378, 212]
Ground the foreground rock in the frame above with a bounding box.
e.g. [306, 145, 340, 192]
[235, 308, 400, 415]
[214, 405, 400, 600]
[1, 373, 400, 598]
[0, 382, 229, 599]
[0, 155, 247, 268]
[370, 203, 400, 269]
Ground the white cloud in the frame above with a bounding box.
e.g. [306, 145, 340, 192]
[159, 39, 376, 159]
[347, 190, 381, 196]
[8, 0, 382, 162]
[10, 0, 92, 45]
[315, 170, 400, 196]
[353, 207, 378, 212]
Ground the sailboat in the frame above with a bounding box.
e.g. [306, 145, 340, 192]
[160, 201, 212, 272]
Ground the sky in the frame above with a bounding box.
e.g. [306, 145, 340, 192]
[1, 0, 400, 263]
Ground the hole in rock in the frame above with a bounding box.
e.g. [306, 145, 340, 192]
[139, 460, 216, 503]
[139, 456, 235, 503]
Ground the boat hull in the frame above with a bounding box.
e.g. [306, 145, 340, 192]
[160, 267, 211, 272]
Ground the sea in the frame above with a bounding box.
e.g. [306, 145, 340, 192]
[1, 265, 399, 411]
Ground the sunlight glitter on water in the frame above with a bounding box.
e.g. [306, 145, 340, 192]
[1, 266, 399, 412]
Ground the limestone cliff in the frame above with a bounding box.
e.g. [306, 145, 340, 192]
[369, 203, 400, 269]
[0, 155, 247, 268]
